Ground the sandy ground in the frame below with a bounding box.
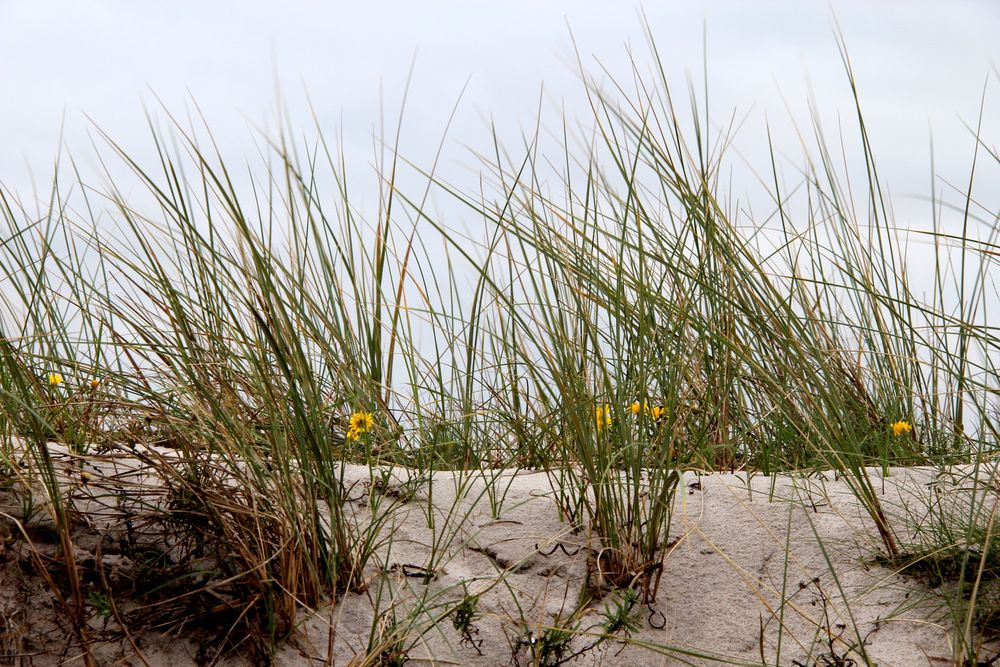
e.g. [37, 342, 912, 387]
[2, 441, 998, 666]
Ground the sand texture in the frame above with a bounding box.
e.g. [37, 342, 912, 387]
[2, 441, 997, 665]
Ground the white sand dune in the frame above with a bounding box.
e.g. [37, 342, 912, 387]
[3, 442, 997, 665]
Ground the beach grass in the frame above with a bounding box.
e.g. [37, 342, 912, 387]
[0, 29, 998, 666]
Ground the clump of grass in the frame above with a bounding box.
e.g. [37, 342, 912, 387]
[0, 19, 998, 664]
[885, 463, 1000, 662]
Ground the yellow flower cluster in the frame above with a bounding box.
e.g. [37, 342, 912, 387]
[629, 401, 666, 420]
[47, 372, 101, 390]
[347, 411, 375, 442]
[890, 420, 912, 437]
[596, 400, 667, 432]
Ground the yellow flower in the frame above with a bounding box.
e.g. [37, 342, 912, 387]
[630, 401, 642, 416]
[891, 420, 912, 437]
[595, 404, 612, 432]
[349, 411, 374, 435]
[346, 427, 360, 442]
[89, 378, 100, 390]
[650, 405, 665, 421]
[47, 372, 64, 387]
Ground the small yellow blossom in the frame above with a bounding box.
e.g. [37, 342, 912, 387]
[595, 404, 612, 432]
[650, 405, 665, 421]
[346, 427, 360, 442]
[89, 378, 100, 390]
[891, 421, 912, 437]
[47, 372, 64, 387]
[630, 401, 642, 416]
[348, 411, 374, 435]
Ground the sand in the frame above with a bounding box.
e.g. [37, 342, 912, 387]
[2, 441, 997, 665]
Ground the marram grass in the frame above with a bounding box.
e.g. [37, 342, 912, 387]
[0, 31, 998, 666]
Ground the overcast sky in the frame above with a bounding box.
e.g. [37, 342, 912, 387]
[1, 1, 998, 236]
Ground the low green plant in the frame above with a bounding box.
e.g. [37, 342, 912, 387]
[508, 587, 641, 667]
[450, 587, 483, 654]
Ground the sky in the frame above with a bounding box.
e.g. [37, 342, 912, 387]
[1, 1, 998, 251]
